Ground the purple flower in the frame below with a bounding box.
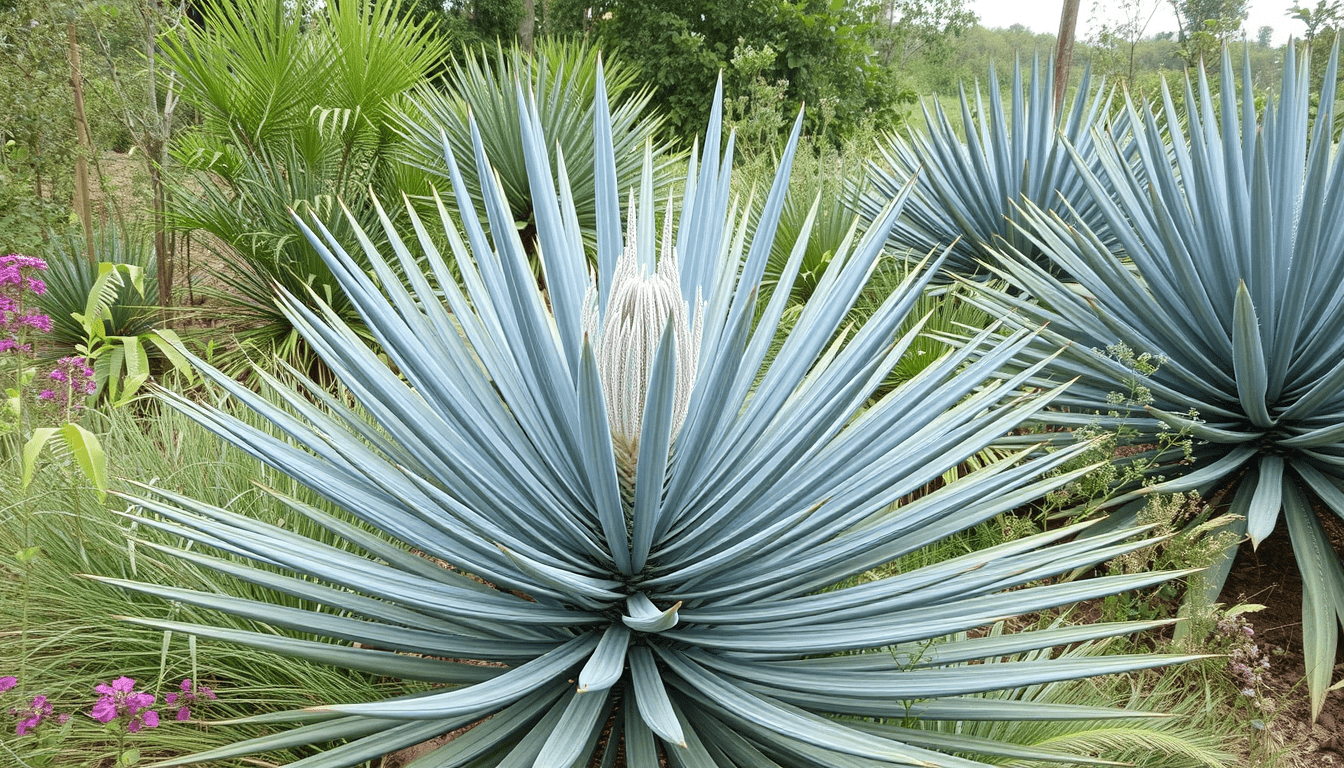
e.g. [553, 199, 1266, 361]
[90, 676, 158, 733]
[10, 694, 62, 736]
[0, 676, 16, 693]
[164, 678, 216, 721]
[18, 312, 51, 333]
[1, 254, 47, 271]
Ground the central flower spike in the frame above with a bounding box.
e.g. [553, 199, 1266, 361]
[583, 197, 702, 490]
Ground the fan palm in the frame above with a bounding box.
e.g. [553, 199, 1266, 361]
[969, 45, 1344, 719]
[102, 74, 1200, 767]
[164, 0, 447, 377]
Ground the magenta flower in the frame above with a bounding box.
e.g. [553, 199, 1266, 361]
[164, 678, 216, 721]
[10, 694, 67, 736]
[18, 312, 52, 333]
[0, 676, 16, 693]
[90, 676, 159, 733]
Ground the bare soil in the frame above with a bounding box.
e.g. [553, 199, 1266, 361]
[1219, 509, 1344, 767]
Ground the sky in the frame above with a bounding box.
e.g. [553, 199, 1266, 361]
[970, 1, 1307, 45]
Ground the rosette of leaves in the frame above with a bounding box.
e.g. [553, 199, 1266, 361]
[99, 74, 1199, 767]
[968, 46, 1344, 719]
[38, 224, 159, 358]
[395, 38, 677, 254]
[858, 56, 1115, 279]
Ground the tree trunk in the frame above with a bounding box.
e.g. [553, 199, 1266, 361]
[139, 1, 175, 312]
[1053, 0, 1081, 114]
[520, 0, 535, 54]
[68, 23, 96, 266]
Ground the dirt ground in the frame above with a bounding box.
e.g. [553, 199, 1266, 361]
[1219, 509, 1344, 767]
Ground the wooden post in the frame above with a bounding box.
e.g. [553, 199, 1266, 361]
[67, 22, 96, 266]
[1053, 0, 1081, 115]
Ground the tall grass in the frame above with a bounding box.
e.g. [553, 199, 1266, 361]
[0, 391, 421, 766]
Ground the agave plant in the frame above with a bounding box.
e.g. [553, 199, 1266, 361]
[969, 46, 1344, 718]
[858, 56, 1115, 279]
[99, 75, 1200, 767]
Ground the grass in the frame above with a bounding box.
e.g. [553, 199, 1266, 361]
[0, 397, 424, 767]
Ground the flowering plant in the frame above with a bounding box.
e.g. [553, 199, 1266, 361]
[11, 695, 70, 736]
[0, 253, 108, 497]
[90, 676, 160, 734]
[164, 678, 215, 721]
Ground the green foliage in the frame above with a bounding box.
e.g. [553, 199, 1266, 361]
[444, 0, 524, 44]
[971, 45, 1344, 721]
[0, 400, 424, 766]
[595, 0, 908, 142]
[0, 2, 78, 255]
[1173, 0, 1249, 66]
[71, 263, 194, 406]
[37, 225, 158, 361]
[163, 0, 447, 378]
[0, 142, 66, 256]
[396, 38, 676, 256]
[868, 0, 978, 68]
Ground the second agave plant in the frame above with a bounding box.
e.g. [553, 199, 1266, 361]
[101, 71, 1197, 766]
[970, 46, 1344, 719]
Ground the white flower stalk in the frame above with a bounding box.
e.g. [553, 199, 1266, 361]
[583, 199, 702, 470]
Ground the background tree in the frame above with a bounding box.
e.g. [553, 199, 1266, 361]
[1289, 0, 1342, 41]
[0, 1, 79, 254]
[1171, 0, 1247, 65]
[594, 0, 906, 142]
[1289, 1, 1342, 94]
[1087, 0, 1164, 84]
[868, 0, 977, 68]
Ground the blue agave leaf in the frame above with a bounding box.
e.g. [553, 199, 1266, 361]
[533, 687, 612, 768]
[862, 54, 1113, 280]
[629, 646, 684, 746]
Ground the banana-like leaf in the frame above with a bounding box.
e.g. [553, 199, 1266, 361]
[122, 59, 1192, 766]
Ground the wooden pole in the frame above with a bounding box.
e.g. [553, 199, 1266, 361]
[1053, 0, 1081, 114]
[67, 23, 96, 266]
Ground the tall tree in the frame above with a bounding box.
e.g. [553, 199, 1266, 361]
[596, 0, 904, 141]
[870, 0, 977, 67]
[1290, 0, 1342, 42]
